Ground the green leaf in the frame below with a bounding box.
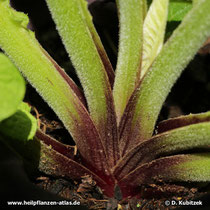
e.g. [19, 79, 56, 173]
[118, 153, 210, 197]
[173, 153, 210, 181]
[143, 0, 148, 19]
[0, 1, 111, 172]
[0, 102, 37, 141]
[115, 121, 210, 180]
[141, 0, 169, 78]
[0, 53, 25, 122]
[119, 0, 210, 154]
[78, 0, 115, 86]
[113, 0, 144, 124]
[46, 0, 119, 166]
[168, 0, 192, 22]
[40, 47, 86, 106]
[19, 102, 31, 112]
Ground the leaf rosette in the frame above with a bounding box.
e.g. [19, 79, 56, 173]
[0, 0, 210, 199]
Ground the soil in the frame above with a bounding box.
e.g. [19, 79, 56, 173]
[3, 0, 210, 209]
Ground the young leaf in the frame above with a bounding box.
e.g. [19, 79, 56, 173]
[46, 0, 119, 166]
[157, 111, 210, 133]
[0, 53, 25, 122]
[141, 0, 169, 78]
[0, 102, 37, 141]
[168, 0, 192, 22]
[0, 1, 110, 173]
[114, 121, 210, 180]
[119, 0, 210, 155]
[113, 0, 144, 124]
[118, 153, 210, 197]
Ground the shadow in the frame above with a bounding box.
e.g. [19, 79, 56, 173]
[0, 110, 34, 142]
[0, 139, 87, 210]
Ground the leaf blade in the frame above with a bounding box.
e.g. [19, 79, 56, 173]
[141, 0, 169, 78]
[78, 0, 115, 86]
[40, 47, 87, 106]
[168, 0, 192, 22]
[113, 0, 144, 124]
[157, 111, 210, 133]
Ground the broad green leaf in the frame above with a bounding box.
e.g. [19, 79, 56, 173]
[113, 0, 144, 124]
[157, 111, 210, 133]
[118, 153, 210, 197]
[0, 0, 110, 172]
[0, 53, 25, 121]
[0, 102, 37, 141]
[168, 0, 192, 22]
[46, 0, 119, 166]
[115, 121, 210, 180]
[141, 0, 169, 79]
[19, 102, 31, 112]
[119, 0, 210, 154]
